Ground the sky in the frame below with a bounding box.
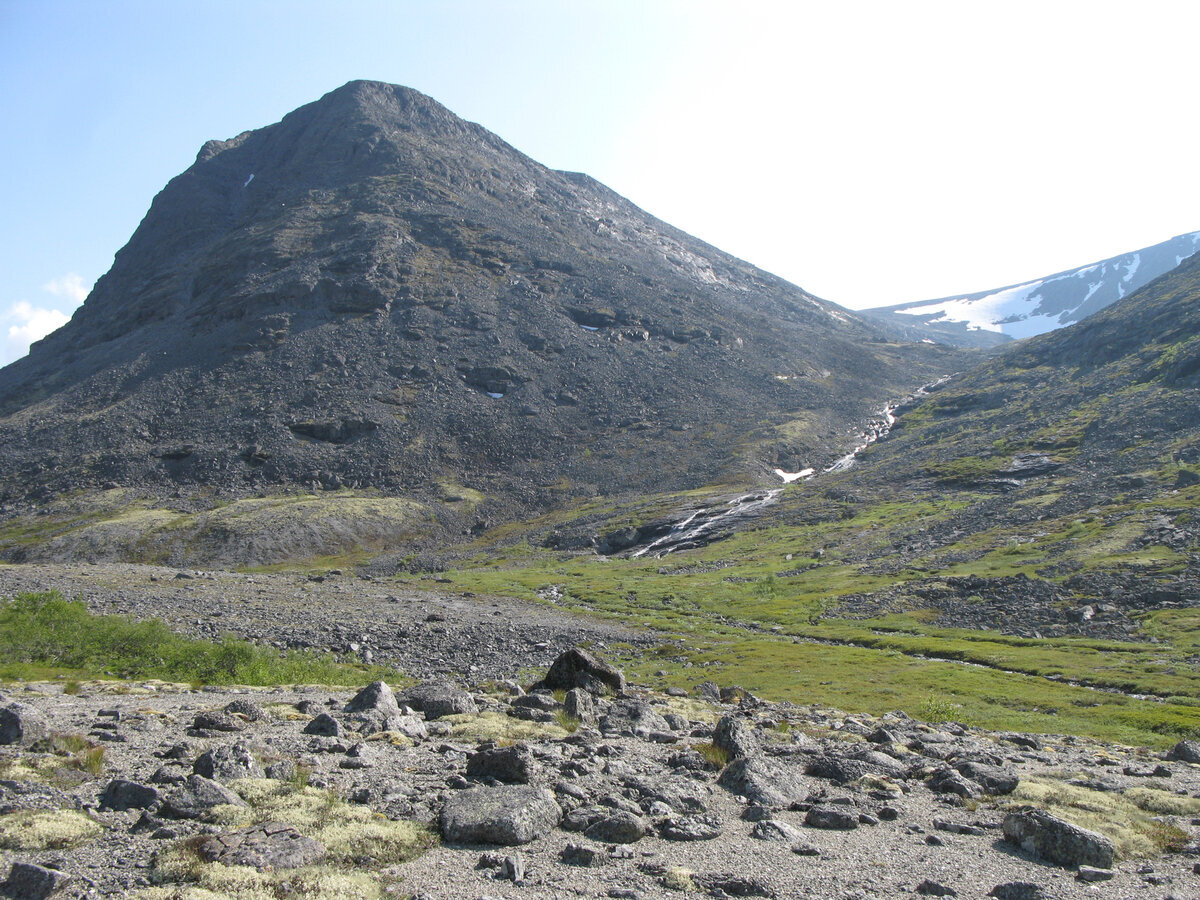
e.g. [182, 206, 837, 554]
[2, 0, 1199, 366]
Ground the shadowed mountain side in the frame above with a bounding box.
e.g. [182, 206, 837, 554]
[0, 81, 966, 563]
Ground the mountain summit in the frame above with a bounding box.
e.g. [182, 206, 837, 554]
[0, 81, 958, 563]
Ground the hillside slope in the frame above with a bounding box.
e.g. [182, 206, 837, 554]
[0, 81, 962, 564]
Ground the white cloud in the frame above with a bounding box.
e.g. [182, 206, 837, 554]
[0, 273, 90, 367]
[41, 273, 90, 304]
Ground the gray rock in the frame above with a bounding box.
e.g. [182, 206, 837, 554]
[160, 775, 249, 820]
[718, 756, 808, 807]
[713, 715, 758, 760]
[403, 682, 479, 719]
[99, 779, 160, 811]
[564, 688, 596, 725]
[598, 700, 670, 736]
[752, 819, 803, 842]
[561, 841, 606, 867]
[191, 710, 246, 733]
[1166, 739, 1200, 763]
[697, 681, 722, 703]
[988, 883, 1047, 900]
[2, 862, 74, 899]
[440, 785, 562, 845]
[659, 814, 723, 841]
[193, 743, 265, 782]
[916, 880, 957, 897]
[344, 680, 401, 717]
[1002, 809, 1115, 869]
[467, 743, 538, 784]
[928, 768, 981, 799]
[805, 806, 859, 830]
[302, 712, 341, 736]
[1075, 866, 1115, 882]
[223, 699, 268, 722]
[197, 821, 326, 869]
[0, 702, 49, 746]
[663, 712, 688, 732]
[584, 810, 648, 843]
[542, 647, 625, 695]
[954, 760, 1019, 795]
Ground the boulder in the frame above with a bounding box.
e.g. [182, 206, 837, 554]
[584, 810, 649, 844]
[0, 702, 49, 746]
[197, 821, 326, 869]
[193, 743, 265, 782]
[718, 756, 808, 807]
[541, 647, 625, 695]
[713, 715, 758, 760]
[99, 779, 160, 811]
[402, 682, 478, 719]
[1166, 739, 1200, 763]
[1001, 808, 1115, 869]
[223, 699, 268, 722]
[467, 744, 539, 784]
[564, 688, 596, 725]
[752, 819, 804, 842]
[2, 862, 74, 899]
[954, 760, 1018, 795]
[598, 699, 670, 737]
[805, 806, 859, 830]
[659, 814, 724, 841]
[302, 712, 341, 736]
[160, 775, 249, 820]
[344, 681, 401, 717]
[440, 785, 562, 845]
[191, 711, 246, 734]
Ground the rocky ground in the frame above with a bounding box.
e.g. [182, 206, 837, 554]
[0, 563, 653, 683]
[0, 643, 1199, 899]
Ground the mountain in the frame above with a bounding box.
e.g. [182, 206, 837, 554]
[859, 230, 1200, 347]
[0, 81, 963, 565]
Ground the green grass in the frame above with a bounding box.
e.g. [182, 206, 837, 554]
[0, 591, 400, 686]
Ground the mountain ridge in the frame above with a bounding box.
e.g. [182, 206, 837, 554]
[859, 229, 1200, 347]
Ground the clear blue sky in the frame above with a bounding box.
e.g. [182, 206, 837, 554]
[3, 0, 1199, 365]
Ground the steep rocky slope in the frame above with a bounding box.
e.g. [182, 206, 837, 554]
[0, 81, 963, 564]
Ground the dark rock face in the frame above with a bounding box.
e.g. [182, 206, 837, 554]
[1001, 808, 1115, 869]
[466, 744, 539, 784]
[160, 775, 248, 820]
[712, 715, 758, 760]
[192, 743, 266, 782]
[99, 779, 160, 811]
[2, 862, 74, 900]
[0, 80, 959, 566]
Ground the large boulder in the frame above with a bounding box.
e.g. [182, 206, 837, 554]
[99, 779, 160, 812]
[540, 648, 625, 695]
[1165, 739, 1200, 763]
[718, 756, 808, 807]
[440, 785, 562, 845]
[1001, 809, 1115, 869]
[160, 775, 249, 820]
[401, 682, 478, 719]
[2, 862, 74, 900]
[0, 702, 49, 746]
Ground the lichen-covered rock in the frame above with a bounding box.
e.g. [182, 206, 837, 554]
[583, 810, 648, 844]
[1001, 808, 1115, 869]
[659, 814, 723, 841]
[197, 821, 326, 869]
[345, 681, 401, 717]
[598, 699, 670, 737]
[193, 743, 265, 782]
[1166, 739, 1200, 763]
[99, 779, 160, 812]
[440, 785, 561, 845]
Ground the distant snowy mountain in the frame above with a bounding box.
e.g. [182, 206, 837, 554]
[860, 231, 1200, 347]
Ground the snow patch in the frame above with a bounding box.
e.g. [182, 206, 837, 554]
[243, 173, 255, 188]
[486, 392, 504, 399]
[774, 468, 814, 483]
[1123, 253, 1141, 281]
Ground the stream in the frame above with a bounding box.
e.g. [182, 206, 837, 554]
[630, 375, 953, 558]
